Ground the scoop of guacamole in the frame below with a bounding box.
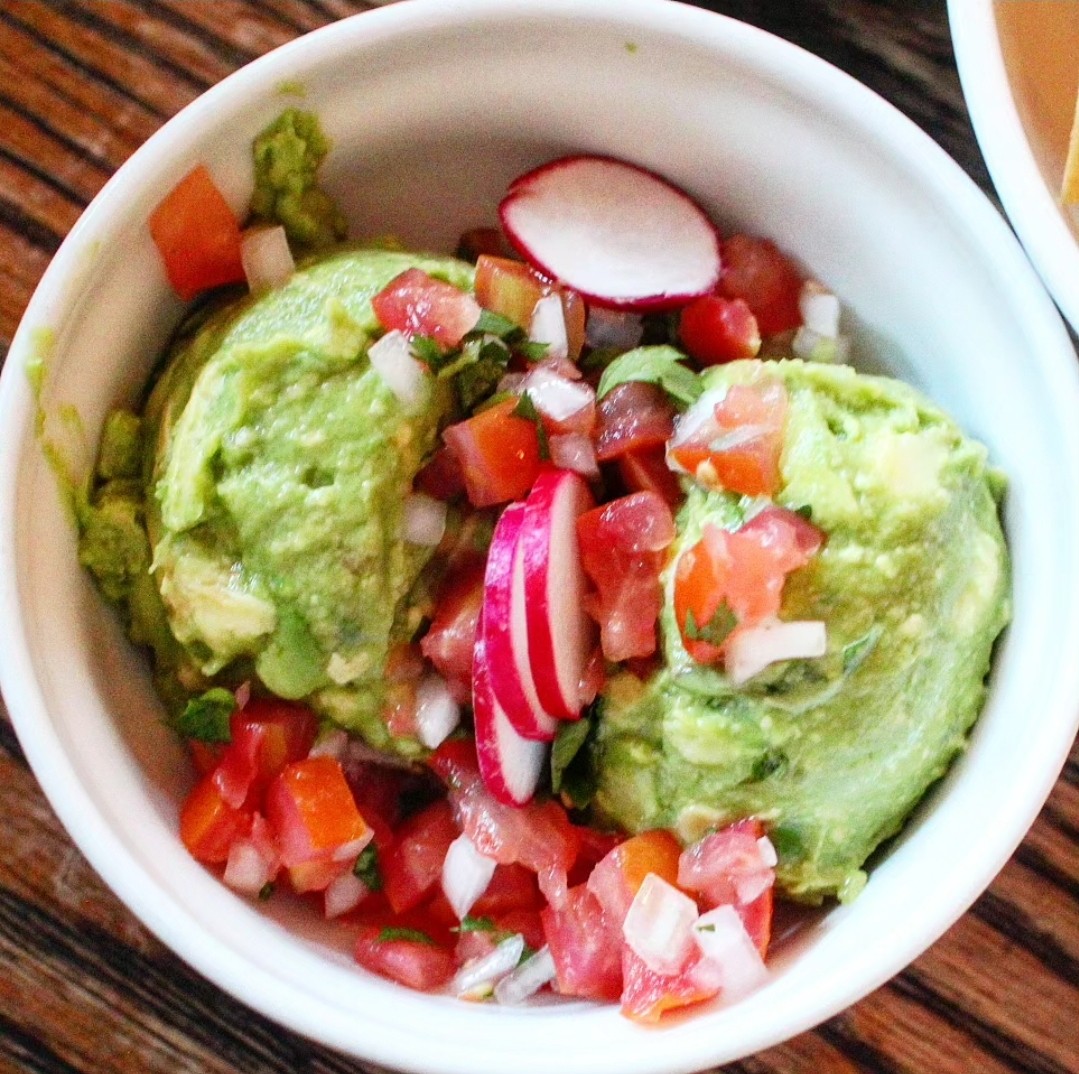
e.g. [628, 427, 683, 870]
[81, 247, 474, 756]
[592, 359, 1010, 903]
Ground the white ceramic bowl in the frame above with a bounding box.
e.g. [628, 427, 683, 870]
[2, 2, 1078, 1071]
[949, 0, 1079, 334]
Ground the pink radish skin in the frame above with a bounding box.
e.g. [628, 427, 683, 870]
[499, 155, 721, 312]
[519, 470, 597, 720]
[472, 611, 547, 806]
[481, 505, 559, 742]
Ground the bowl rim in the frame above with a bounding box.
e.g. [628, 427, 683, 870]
[948, 0, 1079, 336]
[2, 0, 1079, 1070]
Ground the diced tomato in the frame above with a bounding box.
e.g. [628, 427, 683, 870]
[264, 756, 371, 870]
[620, 948, 719, 1024]
[148, 164, 245, 301]
[345, 760, 422, 833]
[288, 857, 350, 895]
[568, 825, 625, 887]
[669, 379, 788, 498]
[593, 382, 675, 463]
[718, 234, 804, 336]
[474, 255, 586, 361]
[673, 524, 733, 664]
[740, 504, 824, 559]
[541, 884, 623, 1001]
[470, 863, 543, 917]
[420, 558, 486, 704]
[382, 799, 459, 914]
[442, 397, 543, 507]
[189, 740, 225, 777]
[495, 907, 546, 951]
[180, 772, 253, 864]
[577, 492, 676, 662]
[616, 446, 684, 510]
[354, 923, 456, 992]
[587, 829, 684, 924]
[213, 698, 319, 809]
[739, 885, 774, 958]
[413, 445, 465, 501]
[372, 268, 481, 349]
[679, 295, 761, 366]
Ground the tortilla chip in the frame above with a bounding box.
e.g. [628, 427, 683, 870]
[1062, 82, 1079, 204]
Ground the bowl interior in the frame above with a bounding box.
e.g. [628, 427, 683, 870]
[3, 2, 1079, 1072]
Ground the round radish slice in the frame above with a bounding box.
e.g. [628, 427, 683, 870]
[482, 504, 560, 741]
[472, 613, 547, 807]
[499, 155, 721, 311]
[519, 470, 597, 719]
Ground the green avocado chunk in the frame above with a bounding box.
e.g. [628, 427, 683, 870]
[592, 359, 1011, 904]
[80, 247, 474, 756]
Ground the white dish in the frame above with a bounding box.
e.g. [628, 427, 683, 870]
[949, 0, 1079, 333]
[2, 1, 1079, 1070]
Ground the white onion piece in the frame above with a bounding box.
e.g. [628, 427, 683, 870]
[692, 905, 768, 1002]
[495, 945, 557, 1005]
[756, 836, 779, 868]
[585, 306, 644, 351]
[368, 330, 428, 411]
[734, 870, 774, 904]
[792, 326, 851, 365]
[241, 225, 295, 292]
[332, 831, 374, 863]
[415, 673, 461, 749]
[442, 832, 497, 919]
[798, 280, 840, 338]
[324, 872, 369, 919]
[529, 293, 569, 362]
[451, 934, 526, 999]
[622, 873, 699, 975]
[519, 366, 594, 424]
[549, 433, 599, 478]
[725, 620, 827, 685]
[308, 728, 349, 760]
[403, 492, 448, 547]
[667, 386, 725, 472]
[223, 839, 276, 895]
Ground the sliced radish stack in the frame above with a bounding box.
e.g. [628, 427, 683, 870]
[472, 611, 547, 807]
[481, 505, 560, 741]
[499, 155, 721, 311]
[519, 470, 598, 719]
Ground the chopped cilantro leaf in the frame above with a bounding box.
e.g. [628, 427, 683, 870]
[353, 844, 383, 891]
[173, 687, 235, 743]
[842, 627, 881, 674]
[596, 345, 703, 408]
[258, 882, 275, 901]
[794, 504, 814, 522]
[472, 309, 520, 338]
[410, 334, 447, 370]
[512, 391, 550, 461]
[551, 710, 597, 810]
[454, 916, 497, 934]
[684, 603, 738, 648]
[517, 340, 549, 362]
[377, 926, 435, 945]
[696, 923, 716, 933]
[456, 337, 511, 411]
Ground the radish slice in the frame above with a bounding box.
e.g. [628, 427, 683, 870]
[495, 945, 557, 1005]
[442, 832, 497, 919]
[472, 612, 547, 806]
[499, 155, 721, 311]
[622, 873, 699, 975]
[692, 905, 768, 1001]
[726, 620, 827, 685]
[519, 470, 597, 719]
[241, 225, 295, 292]
[368, 329, 428, 411]
[481, 504, 559, 741]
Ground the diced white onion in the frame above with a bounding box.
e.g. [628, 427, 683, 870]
[223, 838, 276, 895]
[798, 280, 841, 338]
[622, 873, 699, 975]
[403, 492, 447, 547]
[308, 728, 349, 760]
[415, 673, 461, 749]
[324, 871, 369, 919]
[529, 293, 569, 362]
[667, 386, 726, 472]
[241, 225, 295, 292]
[495, 945, 557, 1005]
[586, 306, 644, 351]
[792, 326, 851, 365]
[549, 433, 599, 478]
[519, 366, 594, 424]
[756, 836, 778, 869]
[725, 620, 827, 686]
[451, 934, 526, 999]
[442, 832, 497, 919]
[368, 330, 429, 410]
[692, 905, 768, 1002]
[734, 870, 774, 904]
[332, 831, 374, 863]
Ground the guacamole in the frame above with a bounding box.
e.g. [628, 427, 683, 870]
[592, 359, 1010, 903]
[81, 247, 474, 755]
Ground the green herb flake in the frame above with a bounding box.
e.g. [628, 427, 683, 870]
[684, 603, 738, 649]
[353, 844, 383, 891]
[516, 340, 549, 362]
[842, 627, 882, 674]
[410, 334, 447, 371]
[472, 309, 520, 339]
[551, 711, 598, 809]
[696, 923, 716, 933]
[258, 882, 275, 901]
[377, 926, 435, 946]
[596, 345, 703, 408]
[454, 916, 497, 934]
[173, 687, 236, 743]
[512, 391, 550, 461]
[455, 338, 512, 411]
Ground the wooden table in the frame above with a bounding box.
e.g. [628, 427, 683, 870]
[0, 2, 1076, 1072]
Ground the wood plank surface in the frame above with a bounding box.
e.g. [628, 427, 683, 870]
[0, 2, 1076, 1072]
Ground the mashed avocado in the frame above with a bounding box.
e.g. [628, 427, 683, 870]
[593, 359, 1010, 903]
[81, 247, 474, 755]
